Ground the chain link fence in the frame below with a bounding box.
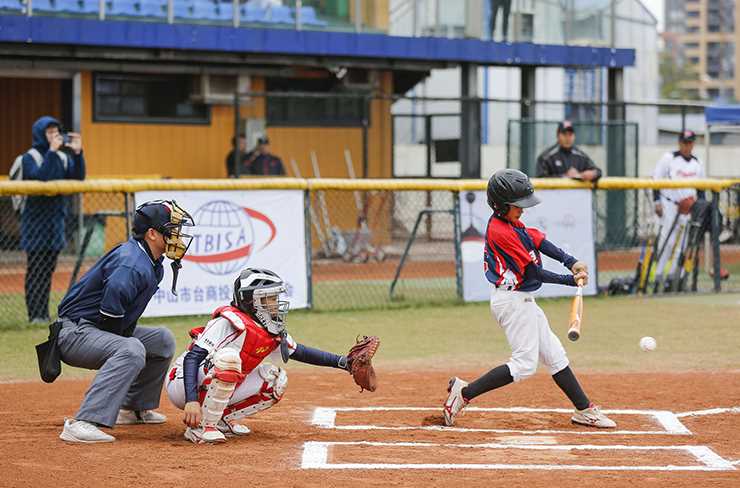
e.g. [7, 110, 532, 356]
[0, 182, 737, 328]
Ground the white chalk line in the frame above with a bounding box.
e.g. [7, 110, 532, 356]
[311, 406, 693, 435]
[675, 407, 740, 418]
[300, 441, 736, 471]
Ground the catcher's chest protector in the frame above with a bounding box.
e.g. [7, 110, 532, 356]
[214, 306, 280, 376]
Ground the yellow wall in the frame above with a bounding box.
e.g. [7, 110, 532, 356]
[80, 72, 265, 178]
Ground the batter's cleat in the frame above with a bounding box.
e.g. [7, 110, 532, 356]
[60, 418, 115, 443]
[571, 403, 617, 428]
[443, 377, 469, 427]
[217, 419, 251, 436]
[116, 409, 167, 425]
[184, 426, 226, 444]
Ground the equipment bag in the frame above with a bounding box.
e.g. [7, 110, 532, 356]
[35, 321, 63, 383]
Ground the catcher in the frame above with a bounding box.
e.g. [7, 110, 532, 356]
[166, 267, 379, 444]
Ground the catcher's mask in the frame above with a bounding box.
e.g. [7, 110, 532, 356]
[133, 200, 194, 294]
[233, 268, 290, 336]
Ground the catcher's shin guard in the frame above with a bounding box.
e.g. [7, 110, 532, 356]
[200, 349, 243, 430]
[222, 365, 287, 423]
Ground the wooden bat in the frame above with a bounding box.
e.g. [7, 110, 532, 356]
[567, 279, 584, 342]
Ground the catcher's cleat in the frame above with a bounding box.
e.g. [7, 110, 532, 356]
[217, 419, 251, 436]
[60, 418, 115, 443]
[184, 426, 226, 444]
[443, 377, 469, 427]
[116, 409, 167, 425]
[571, 403, 617, 428]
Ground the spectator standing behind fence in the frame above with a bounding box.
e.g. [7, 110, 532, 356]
[490, 0, 512, 42]
[245, 136, 286, 176]
[652, 130, 705, 288]
[536, 121, 602, 182]
[21, 116, 86, 324]
[225, 134, 250, 177]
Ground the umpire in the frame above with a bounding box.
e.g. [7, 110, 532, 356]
[56, 200, 194, 443]
[536, 121, 602, 182]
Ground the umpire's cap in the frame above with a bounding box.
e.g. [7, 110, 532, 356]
[487, 169, 541, 212]
[557, 120, 575, 133]
[132, 200, 193, 239]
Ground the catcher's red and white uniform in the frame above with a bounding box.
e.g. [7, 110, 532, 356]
[166, 305, 295, 422]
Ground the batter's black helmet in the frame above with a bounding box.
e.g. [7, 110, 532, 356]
[486, 169, 541, 213]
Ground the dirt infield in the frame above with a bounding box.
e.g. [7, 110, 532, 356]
[4, 370, 739, 488]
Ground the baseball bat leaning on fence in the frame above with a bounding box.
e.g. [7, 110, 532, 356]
[654, 219, 685, 294]
[290, 158, 332, 258]
[649, 212, 681, 294]
[567, 279, 585, 342]
[310, 151, 347, 257]
[342, 149, 386, 263]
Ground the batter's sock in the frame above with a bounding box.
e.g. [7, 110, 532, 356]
[461, 364, 513, 401]
[552, 366, 590, 410]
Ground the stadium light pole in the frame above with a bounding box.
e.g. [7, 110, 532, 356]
[296, 0, 302, 30]
[354, 0, 361, 32]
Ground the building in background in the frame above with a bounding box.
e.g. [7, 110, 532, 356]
[390, 0, 658, 177]
[674, 0, 738, 100]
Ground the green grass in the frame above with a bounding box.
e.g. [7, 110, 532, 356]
[2, 293, 739, 381]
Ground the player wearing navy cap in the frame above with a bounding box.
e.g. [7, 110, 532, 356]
[442, 170, 615, 429]
[56, 200, 194, 443]
[652, 130, 706, 290]
[536, 121, 602, 181]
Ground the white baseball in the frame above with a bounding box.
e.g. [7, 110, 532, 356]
[639, 336, 657, 352]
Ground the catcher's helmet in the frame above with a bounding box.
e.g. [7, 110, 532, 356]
[486, 169, 541, 214]
[233, 268, 289, 335]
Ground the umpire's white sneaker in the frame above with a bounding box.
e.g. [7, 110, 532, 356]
[184, 426, 226, 444]
[443, 377, 469, 426]
[217, 419, 251, 436]
[116, 409, 167, 425]
[60, 419, 115, 443]
[571, 403, 617, 428]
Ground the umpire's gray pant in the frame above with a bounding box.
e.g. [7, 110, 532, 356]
[57, 318, 176, 428]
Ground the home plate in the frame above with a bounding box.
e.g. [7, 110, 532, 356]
[496, 436, 558, 445]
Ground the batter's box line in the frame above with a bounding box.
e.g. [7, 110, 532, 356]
[301, 441, 736, 471]
[311, 406, 692, 435]
[675, 407, 740, 418]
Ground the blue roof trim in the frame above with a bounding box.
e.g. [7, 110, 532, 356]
[0, 15, 635, 67]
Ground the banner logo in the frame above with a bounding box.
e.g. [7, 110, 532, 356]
[185, 200, 277, 275]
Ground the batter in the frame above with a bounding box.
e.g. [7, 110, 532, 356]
[443, 169, 616, 429]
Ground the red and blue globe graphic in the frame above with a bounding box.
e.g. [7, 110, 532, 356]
[184, 200, 276, 275]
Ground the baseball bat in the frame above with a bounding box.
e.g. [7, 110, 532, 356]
[567, 279, 584, 342]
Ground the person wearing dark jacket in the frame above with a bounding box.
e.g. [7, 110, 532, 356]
[21, 116, 86, 324]
[225, 135, 249, 177]
[536, 121, 602, 182]
[245, 136, 285, 176]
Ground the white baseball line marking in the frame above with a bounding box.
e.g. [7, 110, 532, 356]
[311, 406, 692, 435]
[675, 407, 740, 418]
[301, 441, 736, 471]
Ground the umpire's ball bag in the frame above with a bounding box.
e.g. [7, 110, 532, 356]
[35, 321, 62, 383]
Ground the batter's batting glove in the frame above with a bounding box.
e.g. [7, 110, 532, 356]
[346, 335, 380, 392]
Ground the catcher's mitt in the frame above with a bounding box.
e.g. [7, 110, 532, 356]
[346, 335, 380, 392]
[678, 196, 696, 215]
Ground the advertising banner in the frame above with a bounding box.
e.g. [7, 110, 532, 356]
[460, 190, 597, 301]
[134, 190, 308, 317]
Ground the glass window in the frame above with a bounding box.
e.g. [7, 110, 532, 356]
[265, 76, 367, 127]
[93, 73, 209, 124]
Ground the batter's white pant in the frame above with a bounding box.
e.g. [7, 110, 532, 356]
[165, 362, 276, 411]
[490, 287, 569, 382]
[655, 200, 690, 281]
